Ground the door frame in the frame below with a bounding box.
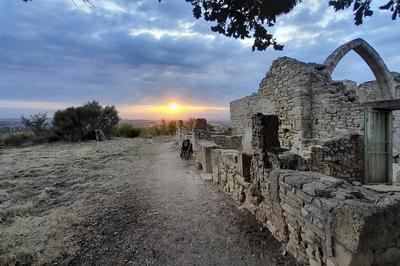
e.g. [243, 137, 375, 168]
[364, 109, 393, 184]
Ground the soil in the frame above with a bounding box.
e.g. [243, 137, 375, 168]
[0, 137, 298, 265]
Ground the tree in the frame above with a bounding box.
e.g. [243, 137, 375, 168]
[167, 120, 177, 134]
[52, 101, 120, 142]
[23, 0, 399, 51]
[175, 0, 399, 51]
[20, 112, 49, 137]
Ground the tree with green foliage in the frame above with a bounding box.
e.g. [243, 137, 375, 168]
[53, 101, 119, 142]
[177, 0, 399, 51]
[21, 0, 399, 51]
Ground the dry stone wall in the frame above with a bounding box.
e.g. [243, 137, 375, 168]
[178, 41, 400, 264]
[230, 56, 400, 181]
[177, 115, 400, 265]
[210, 135, 242, 150]
[309, 79, 365, 141]
[210, 140, 400, 266]
[231, 57, 314, 153]
[230, 93, 275, 135]
[309, 135, 364, 182]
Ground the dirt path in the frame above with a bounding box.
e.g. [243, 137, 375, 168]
[67, 139, 297, 266]
[1, 138, 297, 265]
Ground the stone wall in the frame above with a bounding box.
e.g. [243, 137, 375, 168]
[230, 93, 275, 136]
[211, 147, 400, 266]
[208, 113, 400, 265]
[177, 115, 400, 265]
[211, 134, 242, 150]
[229, 56, 400, 181]
[309, 135, 364, 182]
[185, 39, 400, 265]
[229, 57, 381, 156]
[231, 57, 314, 153]
[309, 79, 365, 141]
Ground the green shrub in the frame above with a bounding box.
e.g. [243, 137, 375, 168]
[53, 101, 120, 142]
[114, 124, 142, 138]
[1, 132, 34, 146]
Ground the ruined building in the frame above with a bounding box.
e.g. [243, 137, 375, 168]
[176, 39, 400, 266]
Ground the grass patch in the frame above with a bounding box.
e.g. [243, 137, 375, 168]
[51, 209, 81, 227]
[0, 180, 18, 189]
[38, 187, 58, 201]
[1, 131, 34, 147]
[0, 208, 80, 265]
[0, 248, 37, 266]
[0, 201, 35, 218]
[113, 123, 142, 138]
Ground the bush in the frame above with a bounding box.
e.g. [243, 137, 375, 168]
[113, 124, 142, 138]
[1, 132, 34, 146]
[20, 112, 49, 137]
[140, 120, 178, 137]
[53, 101, 119, 142]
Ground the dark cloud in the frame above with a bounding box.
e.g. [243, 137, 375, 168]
[0, 0, 399, 118]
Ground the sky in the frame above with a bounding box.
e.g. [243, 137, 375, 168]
[0, 0, 399, 120]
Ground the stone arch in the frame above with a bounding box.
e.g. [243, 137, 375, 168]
[324, 38, 394, 99]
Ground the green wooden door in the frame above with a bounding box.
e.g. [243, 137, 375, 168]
[364, 110, 392, 184]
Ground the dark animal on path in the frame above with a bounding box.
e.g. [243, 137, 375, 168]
[180, 139, 193, 160]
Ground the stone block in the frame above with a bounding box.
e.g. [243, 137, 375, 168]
[242, 126, 253, 154]
[200, 141, 219, 173]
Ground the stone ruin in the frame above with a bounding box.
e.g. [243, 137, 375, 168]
[176, 39, 400, 266]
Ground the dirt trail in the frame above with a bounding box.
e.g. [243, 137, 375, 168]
[68, 140, 297, 266]
[1, 138, 297, 265]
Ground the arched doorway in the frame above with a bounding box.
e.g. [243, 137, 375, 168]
[324, 38, 394, 99]
[324, 39, 395, 184]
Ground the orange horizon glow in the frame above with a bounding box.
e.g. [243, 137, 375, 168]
[118, 103, 229, 119]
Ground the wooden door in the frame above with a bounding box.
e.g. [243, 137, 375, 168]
[364, 110, 392, 184]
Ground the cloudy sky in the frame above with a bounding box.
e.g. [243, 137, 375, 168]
[0, 0, 399, 119]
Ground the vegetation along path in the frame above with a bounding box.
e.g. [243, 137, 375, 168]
[0, 137, 297, 265]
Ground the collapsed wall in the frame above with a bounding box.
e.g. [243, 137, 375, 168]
[230, 56, 400, 182]
[212, 153, 400, 266]
[178, 115, 400, 266]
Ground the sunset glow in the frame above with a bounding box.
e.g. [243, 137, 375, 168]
[118, 103, 229, 119]
[0, 100, 230, 120]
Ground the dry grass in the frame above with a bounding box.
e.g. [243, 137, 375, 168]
[38, 186, 58, 201]
[0, 201, 35, 218]
[0, 208, 81, 265]
[0, 180, 18, 189]
[0, 248, 37, 266]
[0, 138, 155, 265]
[51, 208, 81, 227]
[0, 179, 32, 189]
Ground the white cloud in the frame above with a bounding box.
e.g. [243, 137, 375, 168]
[274, 25, 319, 45]
[286, 0, 322, 17]
[129, 28, 215, 41]
[97, 0, 127, 14]
[0, 100, 74, 110]
[316, 9, 350, 28]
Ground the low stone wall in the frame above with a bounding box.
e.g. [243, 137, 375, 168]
[211, 148, 400, 266]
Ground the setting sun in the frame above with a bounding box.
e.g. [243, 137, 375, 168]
[167, 103, 179, 112]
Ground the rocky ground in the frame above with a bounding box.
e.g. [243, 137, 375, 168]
[0, 137, 297, 265]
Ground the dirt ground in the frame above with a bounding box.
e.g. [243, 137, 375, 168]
[0, 137, 298, 265]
